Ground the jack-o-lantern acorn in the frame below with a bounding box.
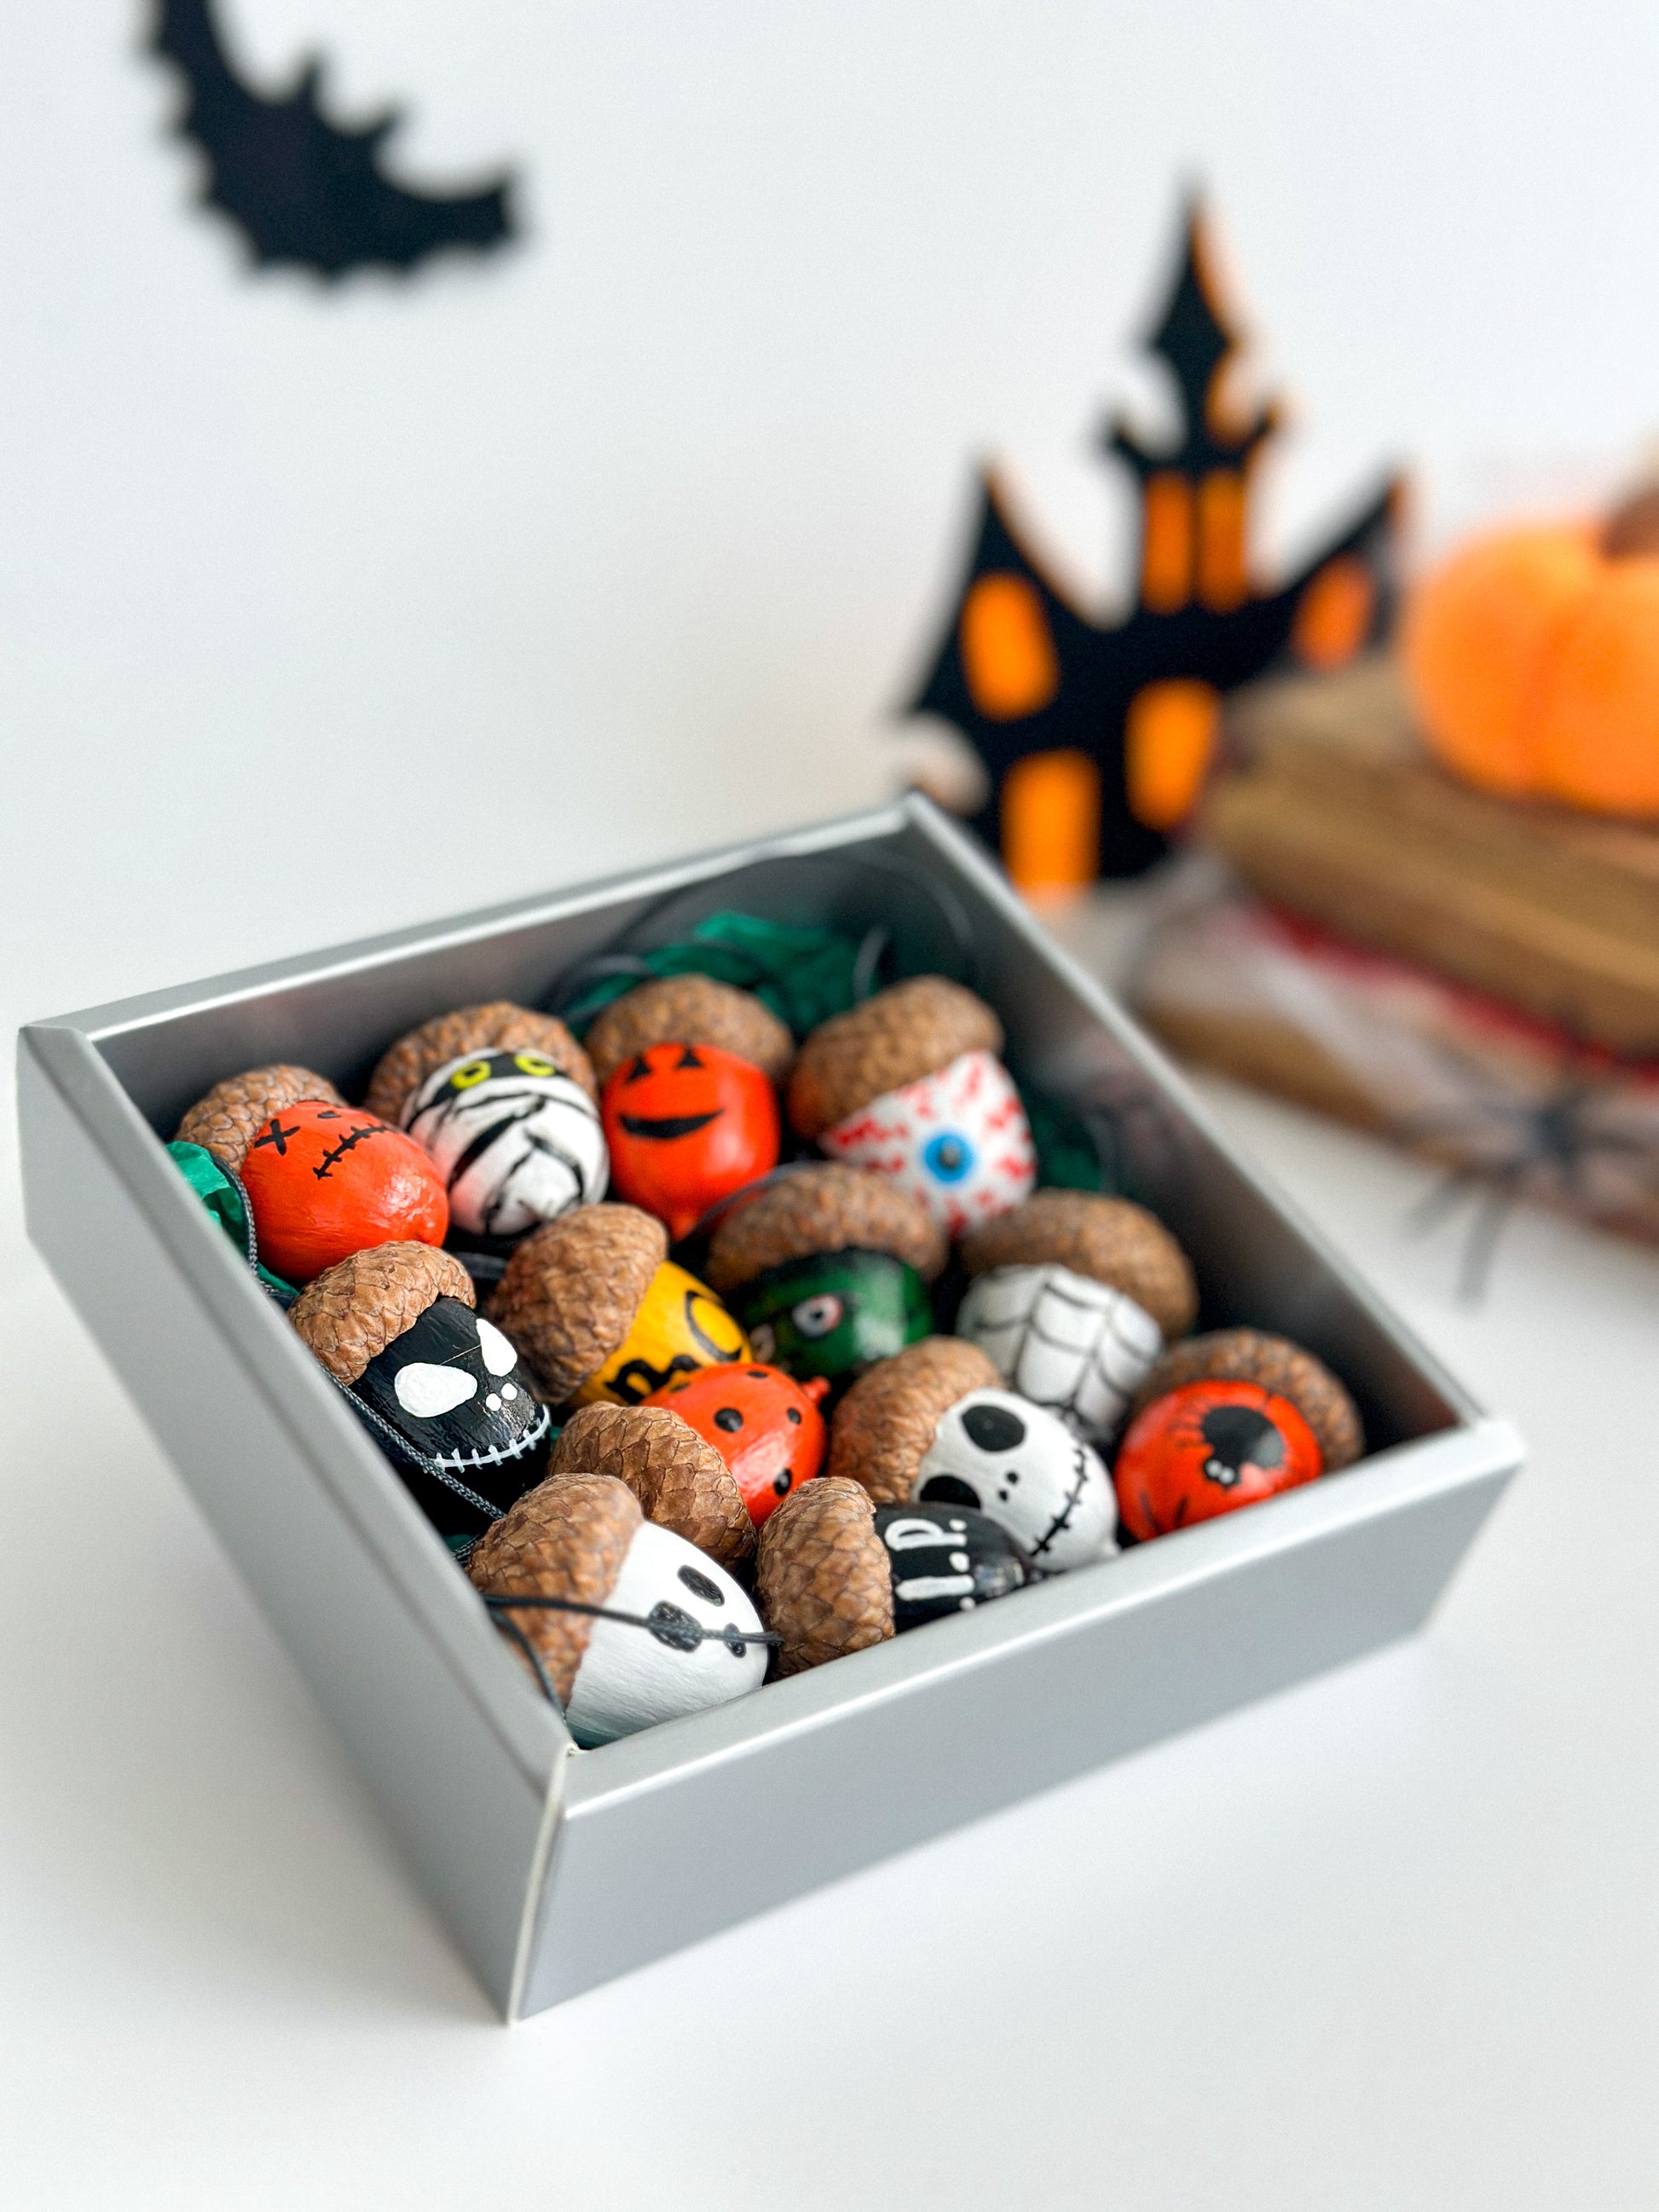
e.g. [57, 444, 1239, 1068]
[644, 1360, 829, 1528]
[176, 1065, 448, 1284]
[756, 1475, 1032, 1675]
[828, 1337, 1118, 1573]
[468, 1473, 767, 1745]
[787, 977, 1037, 1235]
[489, 1203, 751, 1410]
[365, 1002, 605, 1245]
[956, 1188, 1197, 1444]
[585, 976, 793, 1242]
[289, 1240, 551, 1532]
[704, 1163, 947, 1393]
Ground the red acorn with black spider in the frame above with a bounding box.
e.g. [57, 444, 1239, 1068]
[586, 976, 795, 1242]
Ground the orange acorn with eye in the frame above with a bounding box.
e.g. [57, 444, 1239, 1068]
[645, 1361, 830, 1528]
[600, 1043, 781, 1241]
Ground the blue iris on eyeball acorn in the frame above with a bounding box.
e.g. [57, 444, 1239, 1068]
[923, 1130, 975, 1184]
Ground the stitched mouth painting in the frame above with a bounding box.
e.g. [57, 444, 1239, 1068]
[150, 0, 517, 277]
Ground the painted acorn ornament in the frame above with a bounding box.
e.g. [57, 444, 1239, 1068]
[754, 1475, 1032, 1675]
[1126, 1327, 1364, 1470]
[704, 1163, 947, 1392]
[1113, 1379, 1323, 1541]
[585, 975, 793, 1241]
[468, 1473, 767, 1746]
[957, 1189, 1198, 1445]
[289, 1242, 550, 1533]
[548, 1401, 755, 1568]
[788, 977, 1036, 1235]
[364, 1002, 604, 1244]
[828, 1337, 1118, 1572]
[644, 1361, 830, 1528]
[489, 1203, 750, 1411]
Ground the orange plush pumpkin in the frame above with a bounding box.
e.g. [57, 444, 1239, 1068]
[1402, 492, 1659, 816]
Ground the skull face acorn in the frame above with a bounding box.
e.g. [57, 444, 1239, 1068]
[468, 1473, 767, 1746]
[176, 1066, 448, 1285]
[787, 977, 1037, 1235]
[1113, 1378, 1323, 1539]
[957, 1189, 1198, 1444]
[755, 1476, 1032, 1674]
[704, 1163, 947, 1393]
[364, 1002, 604, 1244]
[828, 1337, 1118, 1572]
[289, 1242, 550, 1532]
[584, 976, 794, 1242]
[489, 1203, 750, 1410]
[644, 1361, 830, 1528]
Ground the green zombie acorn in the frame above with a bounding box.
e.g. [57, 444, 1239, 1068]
[704, 1164, 946, 1395]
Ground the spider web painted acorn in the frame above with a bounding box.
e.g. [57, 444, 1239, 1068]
[468, 1473, 766, 1745]
[788, 978, 1036, 1235]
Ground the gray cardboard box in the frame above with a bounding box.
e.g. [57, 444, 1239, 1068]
[17, 798, 1520, 2018]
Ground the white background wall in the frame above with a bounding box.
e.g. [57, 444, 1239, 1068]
[6, 0, 1659, 1294]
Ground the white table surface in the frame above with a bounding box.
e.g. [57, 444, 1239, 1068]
[3, 1070, 1656, 2209]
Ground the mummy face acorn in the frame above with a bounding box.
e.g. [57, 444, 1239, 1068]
[915, 1388, 1117, 1571]
[402, 1048, 608, 1239]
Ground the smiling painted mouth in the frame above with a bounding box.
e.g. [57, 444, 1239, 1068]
[617, 1110, 724, 1141]
[428, 1401, 552, 1474]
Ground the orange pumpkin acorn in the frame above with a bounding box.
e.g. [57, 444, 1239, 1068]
[601, 1042, 780, 1242]
[1402, 489, 1659, 816]
[236, 1098, 448, 1283]
[645, 1361, 830, 1527]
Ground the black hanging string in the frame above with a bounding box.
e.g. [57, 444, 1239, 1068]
[325, 1369, 522, 1522]
[479, 1591, 783, 1713]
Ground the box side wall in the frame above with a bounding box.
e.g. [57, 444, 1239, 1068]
[20, 1040, 554, 2016]
[519, 1459, 1506, 2012]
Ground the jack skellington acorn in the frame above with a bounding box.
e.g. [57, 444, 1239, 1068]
[489, 1203, 750, 1409]
[704, 1164, 946, 1393]
[586, 977, 793, 1243]
[364, 1002, 605, 1244]
[289, 1241, 550, 1533]
[176, 1065, 448, 1284]
[957, 1189, 1198, 1446]
[829, 1337, 1118, 1572]
[468, 1472, 767, 1745]
[787, 977, 1037, 1235]
[755, 1476, 1032, 1675]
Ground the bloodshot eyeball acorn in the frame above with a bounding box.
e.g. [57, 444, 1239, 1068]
[828, 1338, 1119, 1573]
[755, 1476, 1032, 1675]
[546, 1401, 756, 1570]
[957, 1189, 1198, 1445]
[468, 1473, 767, 1746]
[289, 1241, 550, 1533]
[704, 1164, 947, 1391]
[364, 1002, 605, 1243]
[644, 1362, 829, 1528]
[585, 975, 793, 1242]
[786, 977, 1037, 1235]
[176, 1065, 448, 1284]
[488, 1203, 750, 1409]
[1113, 1380, 1323, 1540]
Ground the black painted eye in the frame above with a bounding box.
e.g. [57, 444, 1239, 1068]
[962, 1402, 1026, 1453]
[773, 1470, 793, 1496]
[714, 1406, 743, 1433]
[785, 1406, 801, 1424]
[676, 1566, 724, 1607]
[647, 1601, 702, 1650]
[918, 1473, 980, 1508]
[624, 1054, 652, 1084]
[676, 1045, 705, 1070]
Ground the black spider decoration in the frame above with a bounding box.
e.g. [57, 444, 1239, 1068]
[151, 0, 517, 278]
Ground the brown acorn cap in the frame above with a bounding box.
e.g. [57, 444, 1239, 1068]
[488, 1204, 668, 1403]
[959, 1188, 1198, 1343]
[290, 1240, 477, 1385]
[363, 1002, 598, 1128]
[175, 1064, 344, 1174]
[1602, 482, 1659, 559]
[705, 1163, 949, 1296]
[755, 1475, 893, 1675]
[1127, 1327, 1364, 1470]
[549, 1401, 754, 1568]
[584, 974, 795, 1089]
[466, 1472, 642, 1707]
[786, 977, 1003, 1141]
[825, 1336, 1001, 1506]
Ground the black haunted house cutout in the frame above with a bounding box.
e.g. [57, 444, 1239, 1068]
[151, 0, 515, 278]
[907, 200, 1400, 886]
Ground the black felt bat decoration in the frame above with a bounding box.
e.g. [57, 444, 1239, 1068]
[151, 0, 516, 278]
